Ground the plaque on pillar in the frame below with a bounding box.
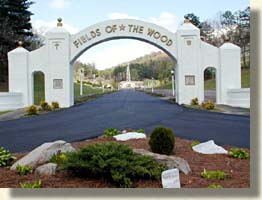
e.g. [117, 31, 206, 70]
[53, 79, 63, 89]
[185, 75, 195, 85]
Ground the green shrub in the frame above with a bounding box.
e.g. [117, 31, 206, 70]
[104, 128, 121, 138]
[51, 101, 60, 110]
[202, 100, 215, 110]
[59, 142, 163, 187]
[26, 105, 38, 115]
[20, 180, 41, 188]
[191, 98, 199, 105]
[149, 126, 175, 155]
[229, 148, 249, 159]
[201, 169, 228, 180]
[16, 164, 33, 175]
[0, 147, 16, 167]
[208, 184, 223, 188]
[136, 129, 145, 133]
[50, 153, 68, 164]
[40, 101, 52, 111]
[190, 140, 200, 148]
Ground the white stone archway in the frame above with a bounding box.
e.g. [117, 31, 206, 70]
[2, 18, 248, 110]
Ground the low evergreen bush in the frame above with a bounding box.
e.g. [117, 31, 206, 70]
[202, 100, 215, 110]
[229, 148, 249, 159]
[26, 105, 38, 115]
[16, 164, 33, 175]
[104, 128, 121, 138]
[191, 98, 199, 105]
[207, 184, 223, 188]
[149, 126, 175, 155]
[59, 142, 164, 187]
[0, 147, 16, 167]
[201, 169, 228, 180]
[136, 129, 145, 133]
[190, 140, 200, 148]
[40, 101, 52, 111]
[50, 153, 68, 164]
[20, 180, 41, 188]
[51, 101, 60, 110]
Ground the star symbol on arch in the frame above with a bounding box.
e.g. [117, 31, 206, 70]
[119, 24, 126, 31]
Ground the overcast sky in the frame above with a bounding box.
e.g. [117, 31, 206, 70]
[30, 0, 249, 70]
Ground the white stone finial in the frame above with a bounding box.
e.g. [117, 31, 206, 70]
[184, 16, 190, 23]
[57, 18, 63, 27]
[18, 41, 23, 47]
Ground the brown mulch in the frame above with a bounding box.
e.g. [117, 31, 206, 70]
[0, 137, 249, 188]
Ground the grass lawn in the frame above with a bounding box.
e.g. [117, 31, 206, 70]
[158, 69, 250, 90]
[0, 83, 8, 92]
[31, 72, 105, 104]
[0, 110, 10, 115]
[74, 83, 104, 98]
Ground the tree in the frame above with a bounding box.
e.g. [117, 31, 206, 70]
[0, 0, 34, 90]
[185, 13, 201, 28]
[221, 11, 236, 28]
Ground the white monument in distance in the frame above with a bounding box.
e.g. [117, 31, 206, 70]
[119, 64, 144, 89]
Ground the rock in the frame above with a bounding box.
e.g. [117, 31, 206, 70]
[35, 163, 57, 175]
[161, 168, 181, 188]
[133, 149, 191, 175]
[192, 140, 228, 154]
[11, 140, 75, 170]
[114, 132, 146, 141]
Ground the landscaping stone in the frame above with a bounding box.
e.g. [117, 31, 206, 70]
[133, 149, 191, 174]
[114, 132, 146, 141]
[192, 140, 228, 154]
[11, 140, 75, 170]
[35, 163, 57, 175]
[161, 168, 181, 188]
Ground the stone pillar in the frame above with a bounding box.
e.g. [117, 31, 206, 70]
[45, 19, 72, 107]
[8, 45, 30, 107]
[219, 43, 241, 104]
[175, 20, 202, 104]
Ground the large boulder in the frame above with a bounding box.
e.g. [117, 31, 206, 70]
[133, 149, 191, 175]
[35, 163, 57, 175]
[113, 132, 146, 141]
[192, 140, 228, 154]
[11, 140, 75, 170]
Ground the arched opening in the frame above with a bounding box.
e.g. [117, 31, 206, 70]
[203, 67, 216, 102]
[32, 71, 45, 105]
[70, 38, 177, 104]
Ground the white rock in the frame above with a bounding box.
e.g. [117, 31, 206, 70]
[113, 132, 146, 141]
[11, 140, 75, 170]
[192, 140, 228, 154]
[161, 168, 181, 188]
[35, 163, 57, 175]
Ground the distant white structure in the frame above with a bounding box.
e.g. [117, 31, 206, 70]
[119, 64, 144, 89]
[0, 17, 250, 111]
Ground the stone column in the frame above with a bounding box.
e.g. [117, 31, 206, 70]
[175, 19, 202, 104]
[219, 43, 241, 104]
[45, 18, 71, 107]
[8, 44, 30, 107]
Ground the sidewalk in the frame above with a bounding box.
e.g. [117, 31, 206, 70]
[0, 108, 26, 121]
[142, 89, 250, 116]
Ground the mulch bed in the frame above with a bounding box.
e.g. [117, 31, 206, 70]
[0, 137, 249, 188]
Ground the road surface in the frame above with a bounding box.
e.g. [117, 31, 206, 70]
[0, 90, 250, 152]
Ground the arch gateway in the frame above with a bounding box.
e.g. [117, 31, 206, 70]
[1, 18, 250, 110]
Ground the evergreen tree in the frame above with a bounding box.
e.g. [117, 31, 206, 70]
[0, 0, 34, 89]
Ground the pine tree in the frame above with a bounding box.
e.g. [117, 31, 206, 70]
[0, 0, 34, 89]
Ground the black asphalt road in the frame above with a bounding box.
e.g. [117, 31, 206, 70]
[0, 90, 250, 153]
